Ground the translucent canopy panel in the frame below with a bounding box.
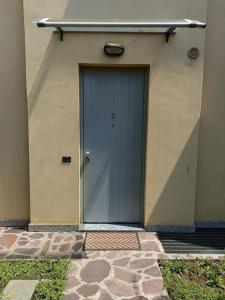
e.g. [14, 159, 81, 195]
[36, 18, 206, 30]
[35, 18, 206, 41]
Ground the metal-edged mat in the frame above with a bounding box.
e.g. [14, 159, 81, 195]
[84, 232, 141, 251]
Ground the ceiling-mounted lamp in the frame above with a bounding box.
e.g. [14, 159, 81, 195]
[104, 43, 125, 56]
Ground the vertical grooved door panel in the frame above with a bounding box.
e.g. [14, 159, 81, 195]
[81, 68, 147, 223]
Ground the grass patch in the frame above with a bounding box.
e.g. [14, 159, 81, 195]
[159, 259, 225, 300]
[0, 259, 70, 300]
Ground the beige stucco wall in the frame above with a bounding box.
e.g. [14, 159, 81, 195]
[196, 0, 225, 222]
[26, 0, 207, 226]
[3, 0, 225, 228]
[0, 1, 30, 221]
[24, 0, 68, 95]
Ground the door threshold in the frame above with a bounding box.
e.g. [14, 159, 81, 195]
[79, 223, 145, 232]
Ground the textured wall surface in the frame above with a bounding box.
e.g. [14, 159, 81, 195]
[24, 0, 68, 95]
[25, 0, 207, 226]
[0, 0, 29, 221]
[196, 0, 225, 222]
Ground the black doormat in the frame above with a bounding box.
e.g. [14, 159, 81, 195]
[158, 229, 225, 254]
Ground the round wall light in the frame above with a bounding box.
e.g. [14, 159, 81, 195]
[104, 43, 125, 56]
[188, 47, 200, 59]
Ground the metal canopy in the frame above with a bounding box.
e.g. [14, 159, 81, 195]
[35, 18, 206, 42]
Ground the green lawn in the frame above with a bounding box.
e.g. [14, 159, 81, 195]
[160, 259, 225, 300]
[0, 259, 70, 300]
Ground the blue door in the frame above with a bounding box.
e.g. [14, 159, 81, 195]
[81, 67, 147, 223]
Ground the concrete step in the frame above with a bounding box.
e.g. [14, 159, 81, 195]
[79, 223, 145, 232]
[1, 280, 39, 300]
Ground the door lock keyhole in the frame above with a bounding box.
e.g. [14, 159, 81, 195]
[110, 112, 115, 119]
[110, 112, 115, 127]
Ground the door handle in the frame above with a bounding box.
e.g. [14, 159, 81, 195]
[84, 151, 90, 163]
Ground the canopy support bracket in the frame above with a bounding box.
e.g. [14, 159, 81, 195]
[166, 27, 176, 42]
[57, 27, 64, 41]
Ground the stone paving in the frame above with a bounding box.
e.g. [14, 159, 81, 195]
[0, 227, 169, 299]
[63, 251, 168, 299]
[0, 227, 224, 299]
[63, 232, 168, 299]
[0, 227, 84, 259]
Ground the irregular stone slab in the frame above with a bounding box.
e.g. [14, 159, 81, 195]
[68, 263, 80, 275]
[142, 279, 164, 294]
[72, 242, 83, 251]
[77, 284, 99, 297]
[65, 237, 73, 242]
[138, 232, 156, 240]
[144, 266, 162, 277]
[80, 260, 110, 283]
[30, 233, 44, 239]
[18, 241, 29, 246]
[45, 252, 69, 258]
[141, 241, 161, 252]
[86, 252, 101, 259]
[59, 244, 70, 251]
[144, 252, 154, 257]
[152, 296, 170, 300]
[130, 259, 156, 270]
[2, 280, 39, 300]
[16, 248, 39, 255]
[65, 276, 80, 290]
[105, 251, 129, 259]
[6, 255, 32, 259]
[30, 240, 41, 247]
[76, 234, 83, 241]
[63, 293, 80, 300]
[54, 236, 64, 243]
[48, 233, 54, 238]
[0, 234, 17, 248]
[0, 252, 8, 258]
[40, 240, 50, 255]
[114, 267, 141, 283]
[113, 257, 130, 267]
[133, 253, 142, 258]
[99, 289, 113, 300]
[126, 297, 149, 300]
[105, 279, 137, 297]
[71, 253, 84, 259]
[5, 228, 24, 234]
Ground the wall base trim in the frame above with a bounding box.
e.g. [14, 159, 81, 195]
[195, 222, 225, 229]
[28, 224, 79, 232]
[145, 224, 195, 233]
[2, 221, 224, 232]
[0, 219, 29, 227]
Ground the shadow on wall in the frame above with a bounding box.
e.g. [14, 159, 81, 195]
[145, 122, 200, 227]
[28, 0, 81, 116]
[28, 0, 73, 116]
[28, 35, 58, 116]
[59, 0, 206, 20]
